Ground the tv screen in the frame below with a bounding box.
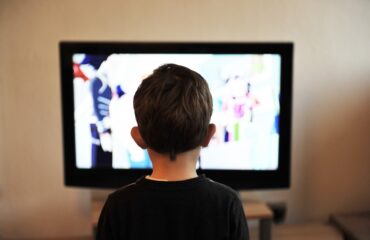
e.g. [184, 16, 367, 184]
[60, 42, 293, 189]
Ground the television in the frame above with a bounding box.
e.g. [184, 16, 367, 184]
[60, 42, 293, 190]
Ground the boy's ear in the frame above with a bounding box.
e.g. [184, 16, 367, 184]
[131, 127, 147, 149]
[202, 124, 216, 147]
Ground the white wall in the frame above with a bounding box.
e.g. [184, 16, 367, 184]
[1, 0, 369, 238]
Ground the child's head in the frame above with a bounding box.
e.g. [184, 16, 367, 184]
[132, 63, 213, 160]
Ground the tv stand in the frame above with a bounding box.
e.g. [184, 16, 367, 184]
[92, 199, 273, 240]
[243, 200, 273, 240]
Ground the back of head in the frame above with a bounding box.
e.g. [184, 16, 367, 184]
[133, 63, 213, 160]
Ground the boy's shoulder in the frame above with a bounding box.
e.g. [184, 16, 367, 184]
[98, 175, 249, 240]
[106, 178, 143, 202]
[108, 175, 240, 203]
[202, 177, 240, 198]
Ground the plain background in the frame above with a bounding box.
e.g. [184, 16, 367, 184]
[0, 0, 369, 238]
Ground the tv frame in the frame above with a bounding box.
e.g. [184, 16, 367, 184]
[60, 41, 293, 190]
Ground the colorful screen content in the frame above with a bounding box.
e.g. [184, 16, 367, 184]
[72, 54, 281, 170]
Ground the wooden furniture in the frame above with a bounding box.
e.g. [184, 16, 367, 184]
[330, 211, 370, 240]
[271, 223, 343, 240]
[243, 201, 273, 240]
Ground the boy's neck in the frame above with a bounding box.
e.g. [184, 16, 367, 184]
[147, 148, 200, 181]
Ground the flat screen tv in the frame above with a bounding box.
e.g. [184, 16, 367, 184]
[60, 42, 293, 190]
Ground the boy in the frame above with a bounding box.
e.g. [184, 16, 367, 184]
[96, 63, 249, 240]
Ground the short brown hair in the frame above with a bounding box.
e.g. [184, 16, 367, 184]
[133, 63, 213, 160]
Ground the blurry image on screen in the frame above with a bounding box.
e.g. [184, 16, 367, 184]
[72, 54, 281, 170]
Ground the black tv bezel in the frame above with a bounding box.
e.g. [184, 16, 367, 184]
[60, 42, 293, 190]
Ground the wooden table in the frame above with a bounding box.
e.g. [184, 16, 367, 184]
[243, 201, 273, 240]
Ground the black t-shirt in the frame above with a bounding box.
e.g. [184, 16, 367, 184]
[96, 175, 249, 240]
